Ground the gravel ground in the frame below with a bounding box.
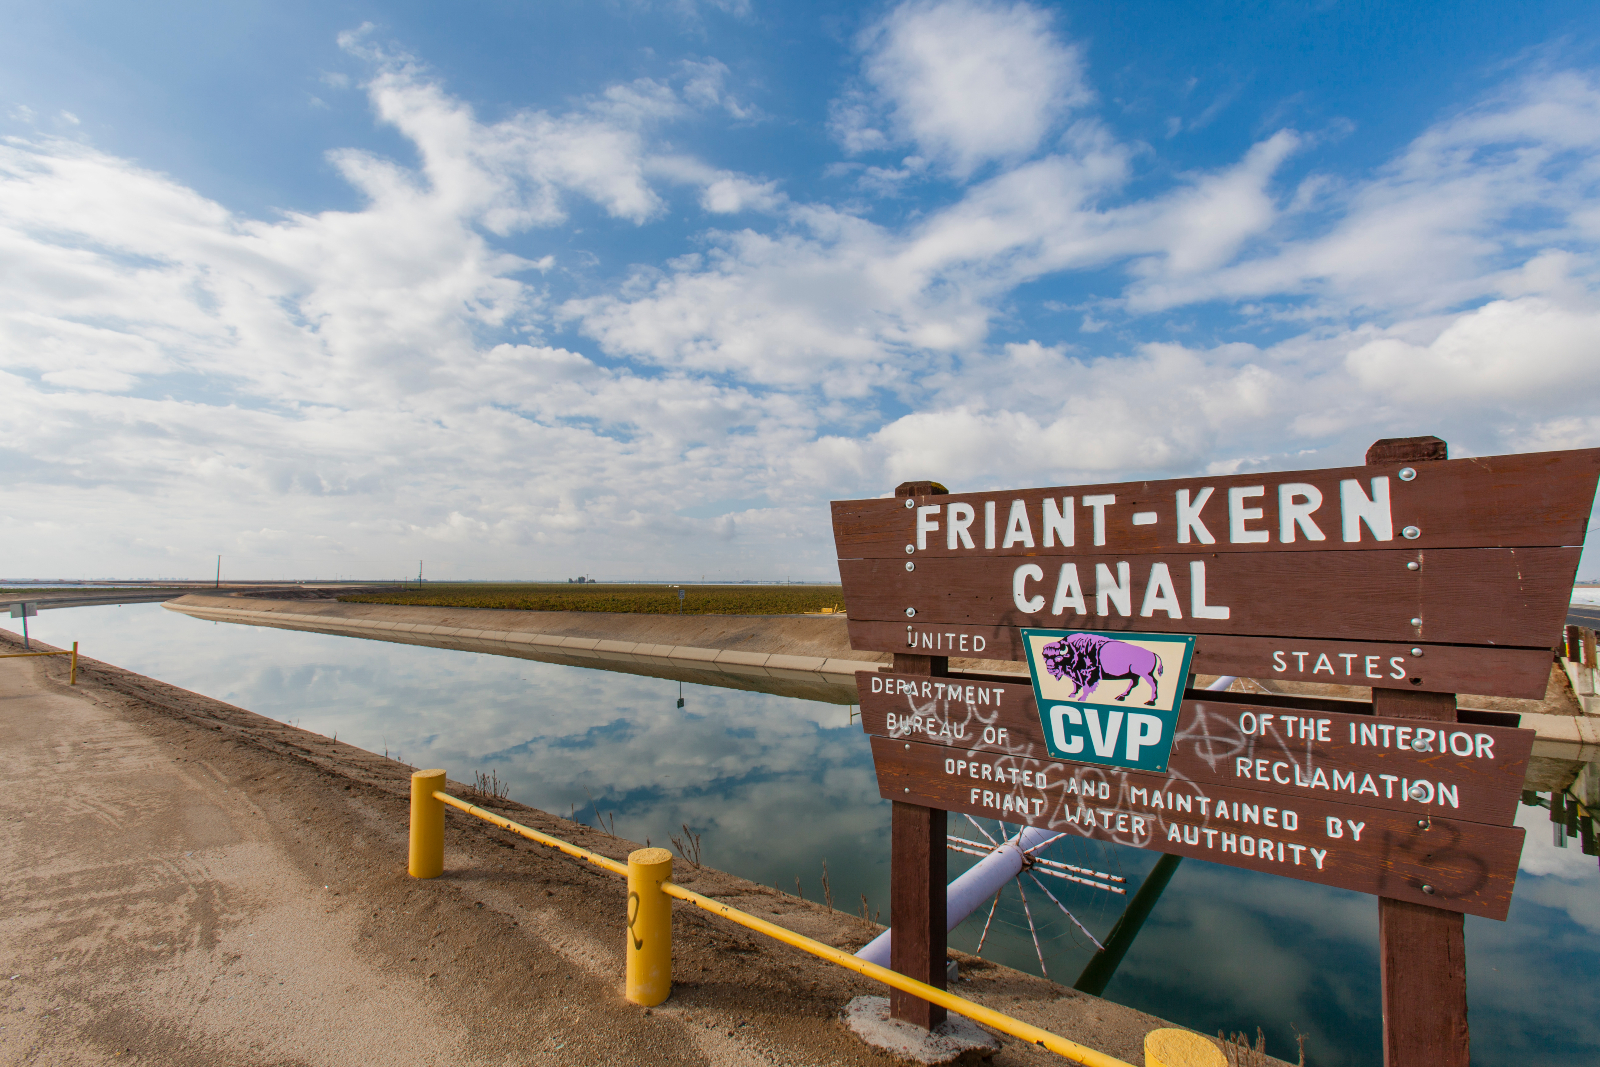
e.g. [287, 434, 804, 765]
[0, 629, 1222, 1067]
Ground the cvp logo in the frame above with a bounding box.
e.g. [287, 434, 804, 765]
[1048, 705, 1166, 763]
[1022, 627, 1195, 772]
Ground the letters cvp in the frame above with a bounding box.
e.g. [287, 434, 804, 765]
[1046, 704, 1167, 762]
[912, 476, 1400, 552]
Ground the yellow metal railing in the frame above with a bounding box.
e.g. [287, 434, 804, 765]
[0, 641, 78, 685]
[403, 771, 1229, 1067]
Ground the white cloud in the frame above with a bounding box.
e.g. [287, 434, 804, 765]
[3, 30, 1600, 581]
[838, 0, 1091, 179]
[698, 174, 784, 213]
[1124, 70, 1600, 314]
[1346, 296, 1600, 405]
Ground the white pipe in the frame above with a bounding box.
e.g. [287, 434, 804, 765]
[856, 675, 1237, 966]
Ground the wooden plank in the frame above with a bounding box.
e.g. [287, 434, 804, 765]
[857, 674, 1534, 826]
[872, 736, 1524, 920]
[848, 620, 1556, 698]
[1367, 436, 1447, 465]
[887, 650, 946, 1029]
[1373, 686, 1468, 1066]
[833, 448, 1600, 559]
[840, 547, 1578, 647]
[889, 801, 946, 1028]
[1380, 898, 1469, 1066]
[1370, 431, 1470, 1067]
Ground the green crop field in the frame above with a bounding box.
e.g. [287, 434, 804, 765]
[340, 583, 846, 616]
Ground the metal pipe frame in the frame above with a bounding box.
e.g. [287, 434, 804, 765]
[0, 641, 78, 684]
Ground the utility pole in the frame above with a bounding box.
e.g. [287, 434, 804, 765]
[215, 555, 221, 589]
[418, 560, 423, 589]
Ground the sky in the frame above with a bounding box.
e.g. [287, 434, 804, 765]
[3, 0, 1600, 582]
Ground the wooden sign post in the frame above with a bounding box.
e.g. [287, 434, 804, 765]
[832, 441, 1599, 1064]
[888, 479, 951, 1030]
[1367, 437, 1466, 1067]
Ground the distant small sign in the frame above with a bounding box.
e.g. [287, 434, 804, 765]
[1020, 628, 1196, 772]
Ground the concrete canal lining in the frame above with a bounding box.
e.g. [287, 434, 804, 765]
[163, 594, 935, 704]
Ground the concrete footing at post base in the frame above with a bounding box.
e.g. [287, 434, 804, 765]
[840, 996, 1001, 1065]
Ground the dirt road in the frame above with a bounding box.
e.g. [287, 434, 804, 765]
[0, 633, 1191, 1066]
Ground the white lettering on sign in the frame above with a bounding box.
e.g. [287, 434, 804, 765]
[1014, 564, 1045, 613]
[1003, 499, 1034, 548]
[1278, 483, 1326, 542]
[911, 475, 1399, 551]
[1048, 705, 1166, 763]
[1052, 564, 1086, 614]
[1023, 560, 1234, 620]
[1082, 494, 1116, 546]
[967, 787, 1047, 817]
[1139, 562, 1182, 618]
[903, 628, 989, 652]
[1176, 487, 1216, 544]
[891, 712, 967, 741]
[1228, 486, 1269, 544]
[869, 675, 1004, 706]
[1228, 710, 1475, 809]
[947, 502, 974, 549]
[1042, 497, 1074, 547]
[1190, 561, 1230, 619]
[1095, 562, 1131, 616]
[1339, 477, 1394, 542]
[1346, 720, 1496, 761]
[1161, 823, 1312, 865]
[1049, 705, 1084, 754]
[1270, 648, 1408, 679]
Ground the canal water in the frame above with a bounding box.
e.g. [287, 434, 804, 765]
[13, 604, 1598, 1067]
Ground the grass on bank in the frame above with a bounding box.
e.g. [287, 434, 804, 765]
[340, 583, 846, 616]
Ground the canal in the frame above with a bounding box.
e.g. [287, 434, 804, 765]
[12, 603, 1598, 1066]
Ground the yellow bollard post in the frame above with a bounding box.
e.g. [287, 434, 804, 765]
[70, 642, 77, 686]
[626, 846, 673, 1006]
[1144, 1028, 1225, 1067]
[409, 769, 447, 878]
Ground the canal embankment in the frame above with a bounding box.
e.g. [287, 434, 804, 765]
[1, 627, 1244, 1067]
[163, 593, 922, 704]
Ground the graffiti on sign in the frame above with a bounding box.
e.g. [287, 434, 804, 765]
[857, 673, 1534, 826]
[857, 671, 1534, 917]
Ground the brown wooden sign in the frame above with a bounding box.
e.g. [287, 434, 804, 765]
[851, 622, 1555, 697]
[832, 448, 1600, 698]
[842, 440, 1575, 1056]
[834, 449, 1600, 559]
[840, 548, 1574, 645]
[857, 673, 1535, 828]
[871, 736, 1524, 920]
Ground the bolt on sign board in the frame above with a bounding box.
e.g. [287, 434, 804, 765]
[856, 672, 1532, 919]
[831, 448, 1600, 698]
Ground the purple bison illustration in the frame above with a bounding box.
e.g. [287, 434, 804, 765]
[1041, 634, 1163, 706]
